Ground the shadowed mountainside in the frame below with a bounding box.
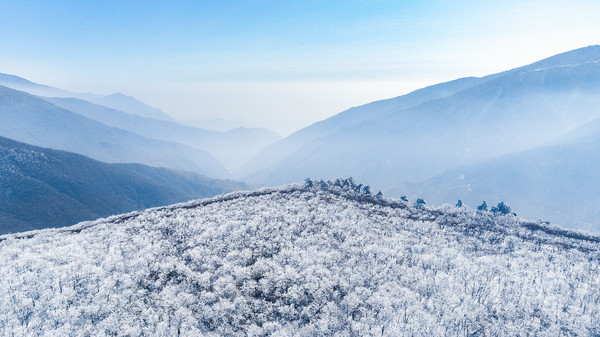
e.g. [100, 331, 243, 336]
[0, 136, 247, 234]
[387, 121, 600, 231]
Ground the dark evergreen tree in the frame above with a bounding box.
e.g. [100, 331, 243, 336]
[304, 178, 313, 188]
[346, 177, 356, 189]
[477, 201, 488, 211]
[415, 198, 426, 206]
[492, 201, 512, 215]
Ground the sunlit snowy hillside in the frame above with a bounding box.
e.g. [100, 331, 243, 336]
[1, 180, 599, 336]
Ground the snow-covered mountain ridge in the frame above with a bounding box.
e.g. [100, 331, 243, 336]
[1, 180, 599, 335]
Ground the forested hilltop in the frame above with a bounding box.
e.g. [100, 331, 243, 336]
[1, 180, 599, 336]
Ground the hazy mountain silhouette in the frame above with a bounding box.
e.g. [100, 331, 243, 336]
[0, 85, 227, 177]
[241, 46, 600, 188]
[44, 97, 281, 171]
[180, 117, 247, 132]
[388, 116, 600, 231]
[0, 72, 174, 121]
[89, 92, 175, 121]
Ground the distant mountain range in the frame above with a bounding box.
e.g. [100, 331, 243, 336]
[3, 46, 600, 230]
[242, 46, 600, 187]
[44, 97, 281, 170]
[0, 73, 280, 234]
[0, 74, 282, 172]
[0, 72, 175, 121]
[239, 45, 600, 230]
[0, 136, 248, 234]
[181, 117, 248, 132]
[0, 85, 228, 177]
[389, 118, 600, 231]
[1, 181, 598, 335]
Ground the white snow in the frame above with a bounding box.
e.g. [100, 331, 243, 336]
[0, 181, 599, 336]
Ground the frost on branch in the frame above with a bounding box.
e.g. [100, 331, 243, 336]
[0, 182, 598, 336]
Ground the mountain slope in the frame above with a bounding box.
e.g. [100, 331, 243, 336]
[181, 117, 247, 132]
[388, 120, 600, 231]
[0, 181, 599, 335]
[242, 45, 600, 187]
[241, 76, 485, 177]
[44, 97, 282, 170]
[0, 72, 73, 98]
[88, 92, 175, 121]
[0, 136, 247, 234]
[0, 85, 227, 177]
[0, 72, 174, 121]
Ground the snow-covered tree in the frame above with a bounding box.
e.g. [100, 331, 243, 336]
[0, 181, 598, 336]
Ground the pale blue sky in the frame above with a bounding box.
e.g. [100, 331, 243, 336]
[1, 0, 600, 134]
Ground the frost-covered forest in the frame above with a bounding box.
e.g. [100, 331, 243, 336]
[1, 181, 599, 336]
